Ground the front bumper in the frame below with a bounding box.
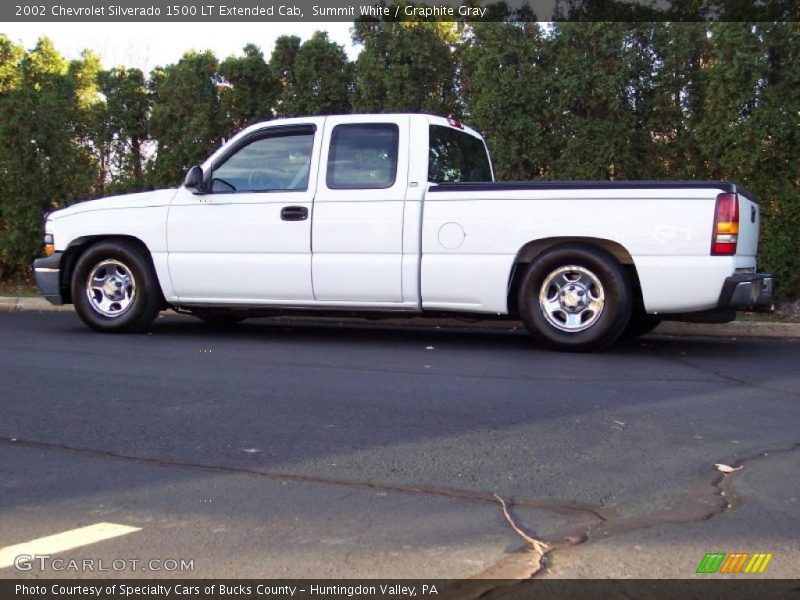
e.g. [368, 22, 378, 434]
[32, 252, 64, 305]
[718, 273, 774, 309]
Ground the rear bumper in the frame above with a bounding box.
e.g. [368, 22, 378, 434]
[718, 273, 774, 309]
[32, 253, 64, 305]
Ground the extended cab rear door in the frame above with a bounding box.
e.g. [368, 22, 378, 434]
[311, 115, 409, 302]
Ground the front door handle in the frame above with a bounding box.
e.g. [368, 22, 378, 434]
[280, 206, 308, 221]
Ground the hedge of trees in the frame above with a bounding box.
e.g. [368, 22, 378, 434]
[0, 20, 798, 298]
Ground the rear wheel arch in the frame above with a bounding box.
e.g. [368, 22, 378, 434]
[507, 237, 642, 315]
[514, 241, 635, 350]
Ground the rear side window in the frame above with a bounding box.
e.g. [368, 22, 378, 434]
[327, 123, 399, 189]
[428, 125, 493, 184]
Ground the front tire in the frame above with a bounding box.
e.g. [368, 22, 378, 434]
[518, 245, 632, 351]
[71, 240, 162, 332]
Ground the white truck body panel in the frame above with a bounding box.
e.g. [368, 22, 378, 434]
[47, 192, 176, 300]
[421, 190, 740, 313]
[44, 113, 766, 319]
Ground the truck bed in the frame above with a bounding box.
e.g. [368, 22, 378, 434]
[428, 181, 758, 203]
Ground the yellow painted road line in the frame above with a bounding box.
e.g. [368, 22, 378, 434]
[0, 522, 141, 569]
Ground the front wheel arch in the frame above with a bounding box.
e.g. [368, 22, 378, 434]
[62, 235, 166, 306]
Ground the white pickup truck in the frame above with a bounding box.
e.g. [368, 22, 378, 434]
[34, 113, 774, 350]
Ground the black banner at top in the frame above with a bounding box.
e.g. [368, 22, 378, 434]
[4, 0, 800, 23]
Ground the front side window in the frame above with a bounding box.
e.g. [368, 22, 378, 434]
[327, 123, 399, 190]
[211, 130, 314, 193]
[428, 125, 493, 184]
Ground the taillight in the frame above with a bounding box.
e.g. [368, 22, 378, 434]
[711, 192, 739, 255]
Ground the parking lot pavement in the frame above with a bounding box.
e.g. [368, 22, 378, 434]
[1, 311, 798, 579]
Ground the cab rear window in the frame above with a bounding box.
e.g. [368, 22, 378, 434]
[428, 125, 493, 184]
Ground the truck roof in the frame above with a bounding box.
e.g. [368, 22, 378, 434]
[234, 113, 484, 140]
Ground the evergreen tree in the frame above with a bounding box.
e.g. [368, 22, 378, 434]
[0, 38, 97, 273]
[461, 22, 553, 180]
[645, 22, 709, 178]
[267, 35, 301, 118]
[95, 67, 150, 191]
[219, 44, 276, 132]
[70, 50, 104, 193]
[149, 50, 224, 186]
[278, 32, 352, 116]
[547, 22, 653, 180]
[352, 22, 459, 115]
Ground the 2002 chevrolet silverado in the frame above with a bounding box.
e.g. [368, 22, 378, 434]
[33, 113, 774, 351]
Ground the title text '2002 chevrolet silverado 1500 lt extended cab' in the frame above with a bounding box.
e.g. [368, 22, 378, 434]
[34, 113, 774, 351]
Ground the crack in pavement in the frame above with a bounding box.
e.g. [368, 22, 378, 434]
[442, 440, 800, 600]
[492, 440, 800, 584]
[493, 492, 549, 555]
[0, 436, 610, 521]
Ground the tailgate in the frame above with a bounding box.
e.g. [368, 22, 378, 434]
[736, 190, 760, 258]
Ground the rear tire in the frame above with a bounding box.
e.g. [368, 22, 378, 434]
[71, 240, 161, 333]
[518, 245, 632, 351]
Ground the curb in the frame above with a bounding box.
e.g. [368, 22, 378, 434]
[654, 320, 800, 339]
[1, 295, 799, 338]
[0, 296, 74, 312]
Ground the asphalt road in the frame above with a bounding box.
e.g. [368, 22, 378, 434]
[1, 311, 799, 580]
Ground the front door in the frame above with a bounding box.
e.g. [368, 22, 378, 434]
[167, 122, 322, 303]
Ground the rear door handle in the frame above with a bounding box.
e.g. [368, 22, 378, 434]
[280, 206, 308, 221]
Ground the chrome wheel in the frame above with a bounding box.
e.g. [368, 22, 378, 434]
[538, 265, 605, 332]
[85, 259, 136, 317]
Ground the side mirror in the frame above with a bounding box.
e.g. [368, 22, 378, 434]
[183, 165, 205, 194]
